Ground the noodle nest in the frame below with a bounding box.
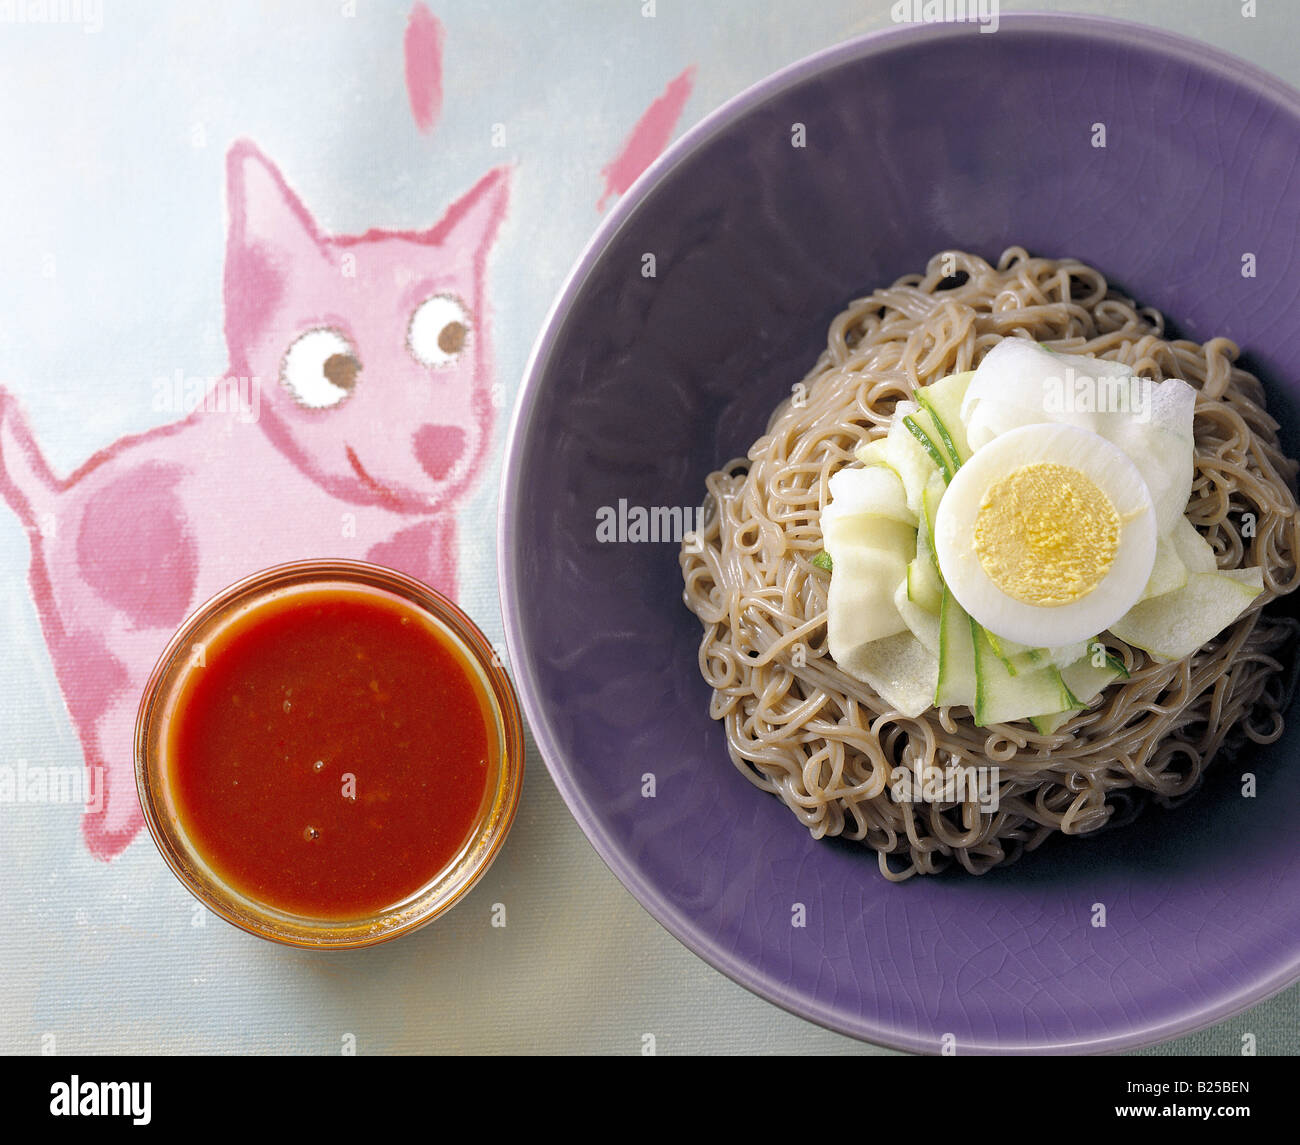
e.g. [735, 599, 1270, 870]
[679, 248, 1300, 880]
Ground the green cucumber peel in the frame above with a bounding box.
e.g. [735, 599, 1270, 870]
[982, 628, 1019, 678]
[914, 392, 963, 476]
[902, 414, 954, 483]
[970, 615, 987, 719]
[1059, 670, 1084, 711]
[1087, 638, 1130, 679]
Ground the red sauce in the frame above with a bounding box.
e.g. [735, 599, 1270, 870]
[166, 585, 494, 920]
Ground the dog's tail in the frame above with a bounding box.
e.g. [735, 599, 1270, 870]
[0, 387, 60, 533]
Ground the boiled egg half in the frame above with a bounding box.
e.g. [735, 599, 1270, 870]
[932, 422, 1157, 646]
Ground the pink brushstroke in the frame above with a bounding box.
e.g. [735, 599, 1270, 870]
[597, 64, 696, 211]
[404, 3, 445, 134]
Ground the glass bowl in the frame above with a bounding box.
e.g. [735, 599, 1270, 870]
[135, 559, 523, 948]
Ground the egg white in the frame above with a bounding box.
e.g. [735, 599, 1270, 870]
[933, 422, 1157, 646]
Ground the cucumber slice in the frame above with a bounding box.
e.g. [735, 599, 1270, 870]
[935, 586, 977, 709]
[894, 578, 941, 659]
[915, 370, 973, 466]
[837, 629, 938, 719]
[1138, 533, 1188, 601]
[1220, 566, 1264, 590]
[982, 628, 1022, 677]
[907, 525, 944, 614]
[914, 397, 963, 474]
[824, 514, 915, 556]
[853, 436, 890, 467]
[1029, 709, 1077, 736]
[903, 412, 954, 482]
[973, 624, 1074, 727]
[1029, 645, 1128, 734]
[886, 403, 945, 515]
[980, 631, 1086, 678]
[920, 470, 945, 554]
[822, 465, 916, 540]
[1060, 649, 1128, 704]
[1006, 639, 1089, 675]
[825, 524, 916, 655]
[1108, 570, 1263, 662]
[1168, 514, 1217, 573]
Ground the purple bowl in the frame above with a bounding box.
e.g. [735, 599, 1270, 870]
[499, 14, 1300, 1053]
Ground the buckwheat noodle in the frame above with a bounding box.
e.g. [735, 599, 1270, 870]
[679, 248, 1300, 880]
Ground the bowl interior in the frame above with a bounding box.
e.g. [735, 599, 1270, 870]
[502, 15, 1300, 1051]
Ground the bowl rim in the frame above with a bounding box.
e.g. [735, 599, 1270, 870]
[498, 12, 1300, 1053]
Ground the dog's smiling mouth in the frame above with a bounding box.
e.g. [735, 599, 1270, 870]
[346, 444, 396, 500]
[346, 431, 466, 507]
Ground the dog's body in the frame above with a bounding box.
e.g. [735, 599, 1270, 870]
[0, 141, 509, 856]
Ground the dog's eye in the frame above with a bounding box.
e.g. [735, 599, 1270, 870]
[281, 328, 360, 409]
[408, 295, 471, 369]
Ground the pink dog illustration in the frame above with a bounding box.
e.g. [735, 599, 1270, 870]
[0, 140, 509, 859]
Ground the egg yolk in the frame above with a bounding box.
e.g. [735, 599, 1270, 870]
[973, 462, 1120, 606]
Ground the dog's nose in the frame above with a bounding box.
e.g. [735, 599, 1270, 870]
[413, 425, 467, 481]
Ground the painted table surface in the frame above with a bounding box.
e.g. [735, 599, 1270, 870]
[1, 0, 1297, 1056]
